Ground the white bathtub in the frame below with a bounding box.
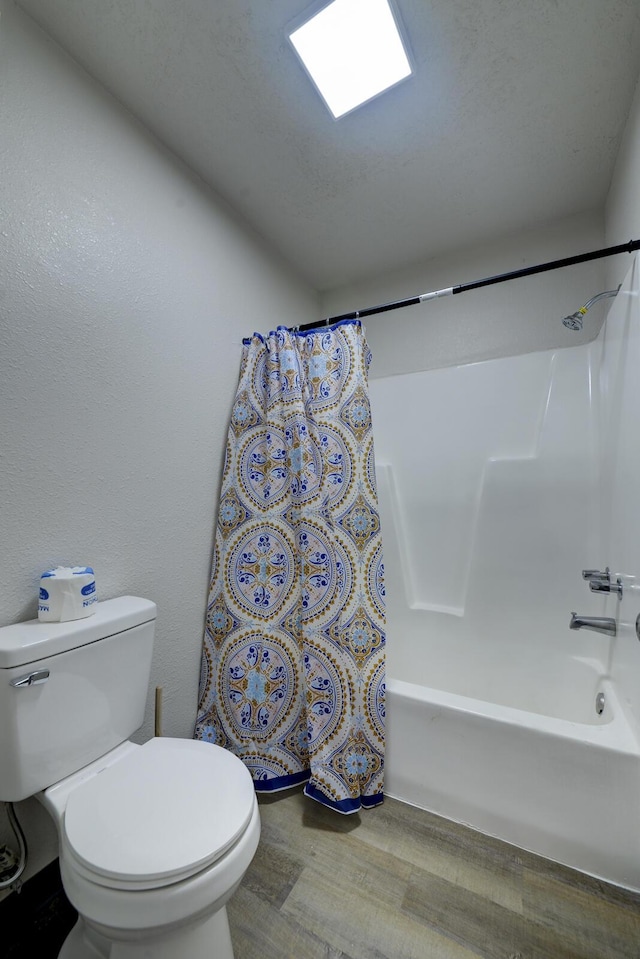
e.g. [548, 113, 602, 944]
[385, 659, 640, 891]
[370, 298, 640, 892]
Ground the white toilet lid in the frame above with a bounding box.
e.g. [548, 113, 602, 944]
[62, 738, 255, 887]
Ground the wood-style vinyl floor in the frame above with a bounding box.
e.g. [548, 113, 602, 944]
[227, 790, 640, 959]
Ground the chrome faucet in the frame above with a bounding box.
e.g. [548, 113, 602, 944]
[581, 567, 623, 598]
[569, 612, 616, 636]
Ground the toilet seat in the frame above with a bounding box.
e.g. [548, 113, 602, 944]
[62, 738, 255, 891]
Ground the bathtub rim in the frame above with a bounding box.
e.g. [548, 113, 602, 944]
[386, 675, 640, 756]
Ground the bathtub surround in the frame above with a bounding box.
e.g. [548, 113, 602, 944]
[596, 261, 640, 736]
[0, 0, 317, 896]
[371, 257, 640, 891]
[194, 322, 386, 813]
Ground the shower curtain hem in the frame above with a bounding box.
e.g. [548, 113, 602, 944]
[252, 769, 310, 793]
[304, 782, 384, 815]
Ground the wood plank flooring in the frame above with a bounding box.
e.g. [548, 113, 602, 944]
[227, 790, 640, 959]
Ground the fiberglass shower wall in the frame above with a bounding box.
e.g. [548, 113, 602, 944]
[370, 317, 611, 701]
[594, 257, 640, 732]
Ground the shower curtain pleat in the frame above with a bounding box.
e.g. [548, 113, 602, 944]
[194, 320, 386, 813]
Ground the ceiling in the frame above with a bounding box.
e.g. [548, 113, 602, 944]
[16, 0, 640, 292]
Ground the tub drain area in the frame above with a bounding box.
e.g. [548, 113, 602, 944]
[595, 691, 605, 715]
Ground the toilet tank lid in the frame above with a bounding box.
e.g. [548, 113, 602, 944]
[0, 596, 157, 669]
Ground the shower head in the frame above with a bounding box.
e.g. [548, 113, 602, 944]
[562, 286, 621, 331]
[562, 310, 585, 331]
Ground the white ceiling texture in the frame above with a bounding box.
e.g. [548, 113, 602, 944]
[16, 0, 640, 292]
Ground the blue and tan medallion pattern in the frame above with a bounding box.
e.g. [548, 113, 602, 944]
[206, 593, 238, 646]
[194, 321, 386, 813]
[225, 521, 297, 622]
[316, 424, 353, 509]
[230, 390, 262, 437]
[338, 493, 381, 552]
[365, 653, 386, 748]
[365, 539, 386, 623]
[363, 433, 378, 500]
[238, 427, 291, 510]
[216, 627, 301, 741]
[303, 330, 353, 410]
[302, 638, 347, 750]
[342, 604, 385, 669]
[217, 488, 250, 539]
[285, 417, 323, 502]
[340, 384, 372, 442]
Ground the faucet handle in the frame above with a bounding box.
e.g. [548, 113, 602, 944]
[582, 567, 623, 598]
[590, 576, 623, 598]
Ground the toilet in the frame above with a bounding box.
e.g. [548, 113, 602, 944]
[0, 595, 260, 959]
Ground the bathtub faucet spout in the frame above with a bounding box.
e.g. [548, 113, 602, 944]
[569, 612, 616, 636]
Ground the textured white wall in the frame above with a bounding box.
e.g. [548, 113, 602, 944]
[320, 212, 607, 378]
[605, 73, 640, 289]
[0, 0, 316, 891]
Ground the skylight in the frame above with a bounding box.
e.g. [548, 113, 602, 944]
[288, 0, 412, 119]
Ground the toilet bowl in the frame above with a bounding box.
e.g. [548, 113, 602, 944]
[0, 596, 260, 959]
[40, 737, 260, 958]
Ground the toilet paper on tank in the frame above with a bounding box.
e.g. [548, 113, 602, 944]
[38, 566, 98, 622]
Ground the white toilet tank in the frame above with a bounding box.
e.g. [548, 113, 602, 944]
[0, 596, 156, 802]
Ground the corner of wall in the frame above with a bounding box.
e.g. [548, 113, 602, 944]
[605, 69, 640, 291]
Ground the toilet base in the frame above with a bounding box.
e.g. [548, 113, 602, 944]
[58, 907, 235, 959]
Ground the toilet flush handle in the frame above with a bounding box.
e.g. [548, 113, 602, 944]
[9, 668, 50, 688]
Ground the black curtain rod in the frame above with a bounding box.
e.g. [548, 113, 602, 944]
[298, 238, 640, 333]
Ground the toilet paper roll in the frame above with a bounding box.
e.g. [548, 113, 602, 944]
[38, 566, 98, 622]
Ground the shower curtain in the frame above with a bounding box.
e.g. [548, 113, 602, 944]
[194, 319, 385, 813]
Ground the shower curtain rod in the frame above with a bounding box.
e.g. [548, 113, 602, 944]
[298, 238, 640, 332]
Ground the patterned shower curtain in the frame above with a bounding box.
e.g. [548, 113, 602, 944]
[194, 319, 385, 813]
